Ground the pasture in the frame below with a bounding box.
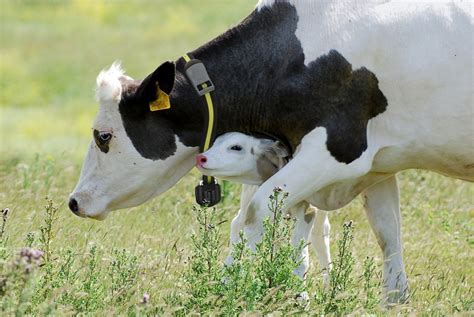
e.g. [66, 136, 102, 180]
[1, 0, 473, 314]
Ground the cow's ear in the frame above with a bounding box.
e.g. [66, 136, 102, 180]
[136, 61, 176, 105]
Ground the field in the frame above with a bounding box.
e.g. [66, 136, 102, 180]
[1, 0, 473, 315]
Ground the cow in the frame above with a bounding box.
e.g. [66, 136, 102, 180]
[196, 132, 332, 284]
[69, 0, 473, 304]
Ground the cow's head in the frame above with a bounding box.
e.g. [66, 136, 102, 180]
[69, 62, 198, 220]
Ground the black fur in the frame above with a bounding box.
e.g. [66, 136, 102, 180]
[118, 3, 387, 164]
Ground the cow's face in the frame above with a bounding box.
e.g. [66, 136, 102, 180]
[196, 132, 289, 185]
[69, 62, 197, 220]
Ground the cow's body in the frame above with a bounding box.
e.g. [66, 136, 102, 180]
[70, 0, 473, 304]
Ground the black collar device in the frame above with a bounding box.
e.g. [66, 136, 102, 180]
[183, 54, 221, 207]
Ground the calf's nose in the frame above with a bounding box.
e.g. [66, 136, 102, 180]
[196, 154, 207, 167]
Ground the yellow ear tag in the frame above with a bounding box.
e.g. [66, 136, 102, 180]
[149, 87, 171, 111]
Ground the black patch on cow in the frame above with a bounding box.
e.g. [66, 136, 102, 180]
[118, 63, 187, 160]
[118, 2, 387, 164]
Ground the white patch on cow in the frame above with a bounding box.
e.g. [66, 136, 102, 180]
[70, 63, 197, 219]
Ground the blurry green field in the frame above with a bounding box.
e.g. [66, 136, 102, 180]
[1, 0, 473, 314]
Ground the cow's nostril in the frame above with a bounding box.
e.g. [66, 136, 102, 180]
[200, 156, 207, 164]
[68, 198, 79, 213]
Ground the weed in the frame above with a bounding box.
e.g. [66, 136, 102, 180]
[39, 198, 59, 264]
[0, 209, 10, 261]
[362, 256, 380, 309]
[313, 221, 357, 314]
[176, 188, 307, 315]
[108, 248, 139, 304]
[1, 208, 10, 240]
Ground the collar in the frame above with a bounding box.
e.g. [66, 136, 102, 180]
[182, 54, 221, 207]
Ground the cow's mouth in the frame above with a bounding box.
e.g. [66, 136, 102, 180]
[87, 213, 108, 221]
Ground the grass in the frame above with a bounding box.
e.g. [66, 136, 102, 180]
[1, 0, 473, 315]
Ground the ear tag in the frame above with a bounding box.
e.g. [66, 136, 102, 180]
[149, 86, 171, 112]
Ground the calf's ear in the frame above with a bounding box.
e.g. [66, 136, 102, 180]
[270, 141, 289, 158]
[136, 61, 176, 104]
[260, 140, 289, 158]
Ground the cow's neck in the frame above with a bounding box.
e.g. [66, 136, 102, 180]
[170, 3, 302, 150]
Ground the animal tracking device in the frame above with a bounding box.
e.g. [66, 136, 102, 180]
[183, 54, 221, 207]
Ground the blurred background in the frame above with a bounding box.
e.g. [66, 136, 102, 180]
[1, 0, 255, 158]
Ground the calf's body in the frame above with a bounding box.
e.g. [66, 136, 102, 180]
[198, 132, 332, 282]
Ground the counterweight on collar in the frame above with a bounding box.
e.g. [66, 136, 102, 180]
[183, 54, 221, 207]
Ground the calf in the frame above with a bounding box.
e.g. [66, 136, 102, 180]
[196, 132, 331, 283]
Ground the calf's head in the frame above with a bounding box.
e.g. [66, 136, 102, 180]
[69, 62, 197, 220]
[196, 132, 289, 185]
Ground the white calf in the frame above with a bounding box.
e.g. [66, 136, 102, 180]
[197, 132, 331, 283]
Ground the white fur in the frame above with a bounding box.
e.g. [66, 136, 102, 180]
[96, 62, 124, 103]
[198, 132, 268, 184]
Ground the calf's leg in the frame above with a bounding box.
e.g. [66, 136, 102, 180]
[290, 202, 313, 279]
[224, 185, 259, 266]
[310, 208, 331, 287]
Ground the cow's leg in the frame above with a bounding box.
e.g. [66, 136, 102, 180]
[310, 208, 331, 287]
[224, 184, 259, 266]
[363, 175, 408, 304]
[244, 128, 373, 254]
[290, 201, 313, 279]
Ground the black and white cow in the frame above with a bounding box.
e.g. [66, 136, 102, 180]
[70, 0, 473, 303]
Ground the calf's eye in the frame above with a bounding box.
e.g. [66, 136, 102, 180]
[230, 145, 243, 151]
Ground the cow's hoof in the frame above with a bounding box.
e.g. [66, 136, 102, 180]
[383, 288, 410, 308]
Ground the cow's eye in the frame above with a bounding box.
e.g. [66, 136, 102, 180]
[230, 145, 243, 151]
[93, 129, 112, 146]
[99, 132, 112, 143]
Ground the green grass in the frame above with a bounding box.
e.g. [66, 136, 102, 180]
[1, 0, 473, 315]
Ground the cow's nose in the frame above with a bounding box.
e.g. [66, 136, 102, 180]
[68, 198, 80, 215]
[196, 154, 207, 167]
